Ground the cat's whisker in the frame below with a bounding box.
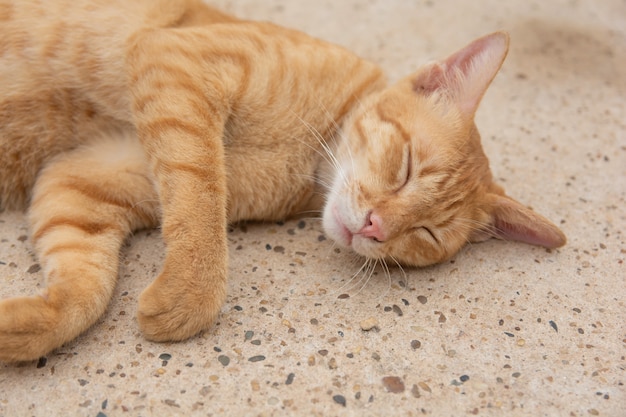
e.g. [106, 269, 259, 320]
[388, 254, 408, 290]
[314, 99, 342, 133]
[351, 258, 378, 298]
[315, 98, 355, 155]
[304, 120, 349, 187]
[291, 131, 338, 175]
[343, 256, 376, 295]
[443, 216, 501, 248]
[315, 100, 354, 181]
[453, 216, 498, 237]
[378, 258, 393, 299]
[287, 170, 335, 198]
[131, 198, 160, 210]
[313, 233, 365, 289]
[302, 167, 335, 183]
[289, 110, 344, 177]
[336, 258, 368, 296]
[322, 93, 365, 185]
[289, 172, 333, 190]
[329, 257, 372, 296]
[289, 124, 333, 166]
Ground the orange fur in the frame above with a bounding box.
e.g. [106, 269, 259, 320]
[0, 0, 564, 362]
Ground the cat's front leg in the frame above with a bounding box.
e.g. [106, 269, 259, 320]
[129, 34, 231, 342]
[134, 156, 229, 341]
[133, 118, 230, 341]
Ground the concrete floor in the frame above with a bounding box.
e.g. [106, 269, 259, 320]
[1, 0, 625, 416]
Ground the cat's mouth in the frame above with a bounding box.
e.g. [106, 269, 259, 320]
[332, 206, 353, 247]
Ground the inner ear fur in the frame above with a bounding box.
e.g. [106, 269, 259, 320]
[412, 31, 510, 117]
[473, 194, 566, 249]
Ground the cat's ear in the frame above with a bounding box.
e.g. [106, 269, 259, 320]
[471, 194, 566, 248]
[412, 32, 509, 117]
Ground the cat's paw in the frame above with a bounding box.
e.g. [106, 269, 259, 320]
[0, 295, 60, 363]
[137, 271, 227, 342]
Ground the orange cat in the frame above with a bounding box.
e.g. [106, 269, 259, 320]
[0, 0, 565, 362]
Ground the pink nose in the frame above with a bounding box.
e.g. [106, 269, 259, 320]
[359, 211, 385, 242]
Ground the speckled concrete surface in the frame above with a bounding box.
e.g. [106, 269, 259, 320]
[1, 1, 625, 416]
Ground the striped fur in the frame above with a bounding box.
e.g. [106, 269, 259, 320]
[0, 0, 564, 362]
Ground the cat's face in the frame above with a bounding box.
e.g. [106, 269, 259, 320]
[323, 85, 492, 266]
[322, 32, 566, 266]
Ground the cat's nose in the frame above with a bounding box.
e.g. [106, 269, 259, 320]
[359, 211, 385, 242]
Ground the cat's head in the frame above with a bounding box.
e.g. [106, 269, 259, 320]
[322, 32, 566, 267]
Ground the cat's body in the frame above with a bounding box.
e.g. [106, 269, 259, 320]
[1, 0, 379, 218]
[0, 0, 565, 362]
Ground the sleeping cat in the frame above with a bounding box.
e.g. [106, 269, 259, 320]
[0, 0, 565, 362]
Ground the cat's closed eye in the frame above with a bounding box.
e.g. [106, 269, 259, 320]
[412, 225, 439, 244]
[394, 144, 411, 192]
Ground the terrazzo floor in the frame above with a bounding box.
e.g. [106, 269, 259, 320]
[1, 0, 625, 416]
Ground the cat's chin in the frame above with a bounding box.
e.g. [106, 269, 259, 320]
[322, 204, 353, 248]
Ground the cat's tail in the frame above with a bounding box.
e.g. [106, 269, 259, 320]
[0, 135, 158, 362]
